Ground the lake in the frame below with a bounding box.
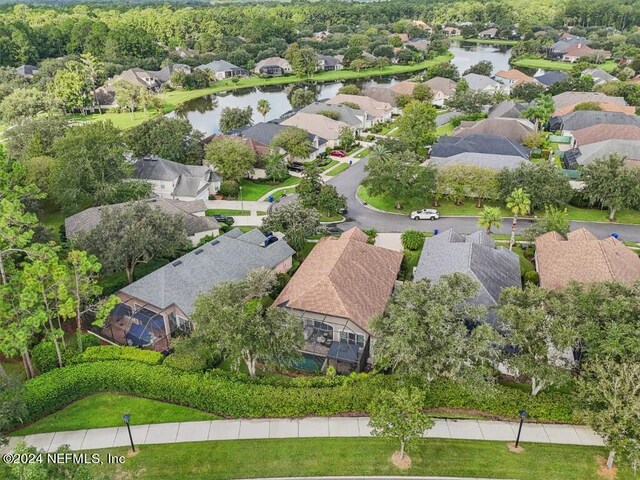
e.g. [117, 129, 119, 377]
[170, 41, 513, 135]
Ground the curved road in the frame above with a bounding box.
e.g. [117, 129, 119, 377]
[321, 158, 640, 242]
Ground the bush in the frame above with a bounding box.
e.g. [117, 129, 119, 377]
[523, 270, 540, 286]
[219, 180, 239, 198]
[31, 339, 88, 374]
[401, 230, 426, 250]
[79, 346, 164, 365]
[163, 350, 220, 373]
[19, 361, 577, 427]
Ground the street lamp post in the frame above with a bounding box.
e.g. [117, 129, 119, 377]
[239, 185, 243, 212]
[515, 409, 528, 448]
[122, 413, 136, 452]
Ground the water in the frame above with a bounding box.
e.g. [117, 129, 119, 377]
[171, 41, 512, 135]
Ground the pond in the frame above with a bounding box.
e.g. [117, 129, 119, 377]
[170, 41, 513, 135]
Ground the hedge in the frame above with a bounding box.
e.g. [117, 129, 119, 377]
[79, 346, 163, 365]
[20, 361, 577, 427]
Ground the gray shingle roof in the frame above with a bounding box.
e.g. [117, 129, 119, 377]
[576, 139, 640, 166]
[551, 111, 640, 131]
[120, 228, 294, 315]
[361, 87, 399, 107]
[196, 60, 242, 73]
[430, 152, 529, 170]
[299, 102, 366, 127]
[488, 100, 527, 119]
[431, 134, 530, 158]
[414, 229, 522, 324]
[234, 122, 318, 146]
[462, 73, 500, 91]
[317, 55, 340, 67]
[534, 70, 567, 86]
[134, 157, 211, 182]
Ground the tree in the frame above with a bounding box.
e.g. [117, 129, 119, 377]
[50, 60, 92, 113]
[189, 269, 303, 377]
[578, 358, 640, 471]
[427, 62, 459, 80]
[395, 100, 437, 153]
[368, 387, 434, 461]
[0, 196, 37, 286]
[125, 117, 204, 165]
[6, 443, 104, 480]
[338, 84, 361, 95]
[296, 164, 323, 208]
[512, 82, 545, 102]
[219, 106, 253, 133]
[498, 286, 577, 396]
[261, 200, 320, 252]
[400, 230, 425, 250]
[445, 89, 493, 115]
[271, 127, 312, 160]
[523, 205, 570, 242]
[204, 136, 255, 182]
[522, 130, 546, 150]
[411, 83, 433, 103]
[573, 101, 603, 112]
[463, 60, 493, 77]
[582, 154, 640, 221]
[0, 88, 48, 124]
[350, 59, 370, 72]
[371, 273, 499, 383]
[522, 94, 554, 129]
[265, 152, 289, 182]
[506, 188, 531, 251]
[338, 127, 356, 151]
[289, 88, 316, 109]
[316, 184, 346, 217]
[5, 116, 68, 162]
[75, 201, 189, 284]
[497, 163, 573, 212]
[257, 99, 271, 121]
[285, 44, 316, 77]
[477, 206, 502, 234]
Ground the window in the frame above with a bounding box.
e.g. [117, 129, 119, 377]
[340, 332, 365, 347]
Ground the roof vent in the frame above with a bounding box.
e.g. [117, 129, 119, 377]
[210, 240, 220, 246]
[172, 260, 182, 267]
[194, 249, 203, 255]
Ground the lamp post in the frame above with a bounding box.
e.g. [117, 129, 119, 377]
[122, 413, 135, 452]
[239, 185, 243, 212]
[515, 409, 527, 448]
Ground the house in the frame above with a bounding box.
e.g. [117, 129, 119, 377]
[414, 229, 521, 326]
[561, 44, 611, 63]
[452, 118, 535, 143]
[299, 102, 369, 130]
[478, 28, 498, 39]
[326, 94, 393, 122]
[134, 157, 221, 201]
[535, 228, 640, 290]
[411, 20, 433, 33]
[563, 139, 640, 168]
[254, 57, 292, 76]
[64, 198, 220, 246]
[389, 81, 418, 96]
[571, 124, 640, 147]
[391, 33, 410, 43]
[316, 55, 343, 71]
[494, 69, 538, 88]
[424, 77, 457, 106]
[154, 63, 191, 84]
[488, 100, 528, 119]
[15, 64, 38, 79]
[203, 133, 271, 157]
[97, 228, 295, 351]
[429, 134, 530, 169]
[118, 68, 162, 90]
[274, 227, 402, 373]
[174, 47, 199, 58]
[582, 68, 618, 86]
[232, 122, 325, 160]
[549, 110, 640, 133]
[361, 87, 400, 109]
[548, 36, 590, 57]
[196, 60, 247, 80]
[443, 26, 461, 36]
[280, 112, 349, 148]
[534, 70, 567, 87]
[551, 92, 635, 116]
[404, 38, 431, 51]
[462, 73, 506, 94]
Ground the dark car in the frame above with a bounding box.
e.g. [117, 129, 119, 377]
[338, 207, 348, 215]
[213, 215, 235, 225]
[287, 162, 305, 172]
[326, 226, 343, 235]
[263, 234, 279, 246]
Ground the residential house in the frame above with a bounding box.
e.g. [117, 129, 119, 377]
[414, 229, 521, 326]
[429, 134, 530, 169]
[203, 133, 271, 157]
[404, 38, 431, 51]
[254, 57, 292, 76]
[488, 100, 528, 119]
[452, 118, 535, 143]
[462, 73, 506, 94]
[97, 228, 295, 351]
[134, 156, 221, 201]
[550, 110, 640, 133]
[316, 55, 343, 72]
[154, 63, 191, 85]
[389, 81, 418, 96]
[274, 227, 402, 373]
[361, 87, 400, 109]
[280, 112, 349, 148]
[64, 198, 220, 246]
[391, 33, 410, 43]
[326, 94, 393, 122]
[494, 69, 538, 89]
[424, 77, 457, 106]
[563, 139, 640, 168]
[443, 26, 461, 36]
[561, 44, 611, 63]
[548, 36, 590, 57]
[551, 92, 635, 116]
[582, 68, 618, 86]
[478, 28, 498, 39]
[534, 70, 568, 87]
[232, 122, 325, 161]
[571, 124, 640, 148]
[118, 68, 162, 90]
[15, 64, 38, 79]
[196, 60, 247, 80]
[299, 102, 369, 130]
[411, 20, 433, 33]
[535, 228, 640, 290]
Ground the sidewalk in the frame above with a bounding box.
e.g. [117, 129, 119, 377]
[5, 417, 604, 453]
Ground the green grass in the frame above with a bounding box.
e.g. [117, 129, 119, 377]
[319, 213, 344, 223]
[12, 393, 217, 436]
[40, 208, 65, 242]
[354, 147, 371, 158]
[205, 209, 265, 216]
[271, 186, 297, 201]
[512, 56, 617, 72]
[325, 162, 350, 176]
[451, 36, 519, 45]
[566, 205, 640, 224]
[81, 437, 631, 480]
[436, 122, 455, 136]
[320, 159, 339, 171]
[512, 244, 536, 274]
[239, 177, 300, 201]
[69, 108, 164, 130]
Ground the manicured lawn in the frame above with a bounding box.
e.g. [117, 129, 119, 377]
[436, 122, 455, 136]
[239, 177, 300, 201]
[319, 213, 344, 223]
[354, 147, 371, 158]
[565, 205, 640, 224]
[325, 162, 350, 176]
[320, 159, 338, 171]
[512, 56, 617, 72]
[271, 186, 297, 201]
[12, 393, 217, 436]
[70, 108, 164, 130]
[84, 437, 628, 480]
[451, 36, 519, 45]
[205, 209, 266, 216]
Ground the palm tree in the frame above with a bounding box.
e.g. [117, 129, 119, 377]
[477, 206, 502, 234]
[506, 188, 531, 251]
[257, 99, 271, 121]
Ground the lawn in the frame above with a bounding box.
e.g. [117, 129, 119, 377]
[325, 162, 350, 176]
[81, 437, 630, 480]
[354, 147, 371, 158]
[12, 393, 217, 436]
[319, 213, 344, 223]
[436, 121, 455, 136]
[69, 108, 164, 130]
[512, 56, 617, 72]
[319, 159, 339, 171]
[400, 248, 423, 281]
[565, 205, 640, 224]
[271, 186, 297, 201]
[205, 209, 266, 216]
[239, 177, 300, 201]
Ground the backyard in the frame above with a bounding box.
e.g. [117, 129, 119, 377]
[512, 56, 618, 72]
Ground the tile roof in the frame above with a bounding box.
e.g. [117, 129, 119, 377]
[552, 92, 634, 116]
[572, 124, 640, 147]
[326, 94, 393, 118]
[431, 134, 530, 158]
[535, 228, 640, 290]
[453, 118, 535, 142]
[280, 112, 349, 140]
[495, 69, 538, 87]
[121, 228, 294, 315]
[274, 227, 402, 332]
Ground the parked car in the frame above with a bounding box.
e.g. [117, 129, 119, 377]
[330, 150, 347, 157]
[263, 234, 279, 246]
[326, 226, 343, 235]
[338, 207, 348, 215]
[213, 215, 235, 225]
[410, 209, 439, 221]
[287, 162, 305, 172]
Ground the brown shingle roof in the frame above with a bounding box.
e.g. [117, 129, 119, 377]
[535, 228, 640, 290]
[389, 81, 418, 96]
[571, 124, 640, 146]
[274, 227, 402, 331]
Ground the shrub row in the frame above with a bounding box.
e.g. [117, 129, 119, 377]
[31, 335, 102, 374]
[21, 361, 577, 426]
[79, 346, 163, 365]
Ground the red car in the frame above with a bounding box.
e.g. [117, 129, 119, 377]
[330, 150, 347, 157]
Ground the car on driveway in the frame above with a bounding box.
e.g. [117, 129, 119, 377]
[287, 162, 305, 172]
[330, 150, 347, 157]
[213, 215, 235, 225]
[410, 209, 439, 221]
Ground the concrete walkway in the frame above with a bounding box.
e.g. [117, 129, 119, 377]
[204, 199, 270, 211]
[6, 417, 604, 453]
